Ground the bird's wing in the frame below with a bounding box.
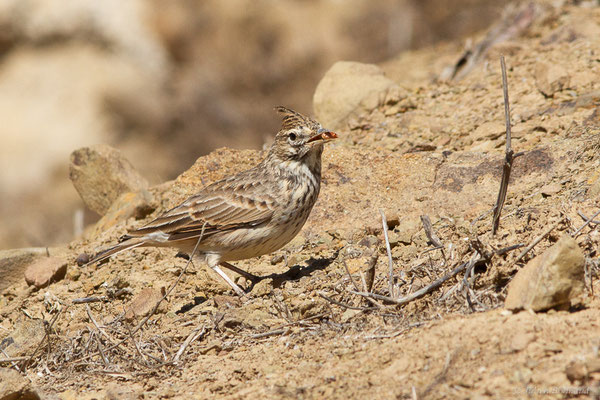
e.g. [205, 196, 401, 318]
[126, 177, 277, 242]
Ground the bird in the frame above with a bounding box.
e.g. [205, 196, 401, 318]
[87, 106, 337, 296]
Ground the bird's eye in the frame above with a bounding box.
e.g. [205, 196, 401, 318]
[288, 132, 297, 141]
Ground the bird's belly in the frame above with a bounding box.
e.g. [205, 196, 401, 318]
[217, 211, 310, 262]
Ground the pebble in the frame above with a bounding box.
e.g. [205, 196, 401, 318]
[24, 257, 68, 289]
[505, 235, 585, 311]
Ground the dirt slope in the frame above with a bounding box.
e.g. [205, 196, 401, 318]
[1, 1, 600, 399]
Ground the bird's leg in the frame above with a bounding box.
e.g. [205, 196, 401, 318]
[219, 262, 263, 283]
[211, 265, 247, 297]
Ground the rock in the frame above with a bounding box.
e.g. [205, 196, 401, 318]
[242, 309, 273, 329]
[24, 257, 68, 289]
[105, 383, 143, 400]
[470, 121, 506, 142]
[213, 295, 242, 309]
[251, 279, 273, 297]
[87, 190, 155, 239]
[540, 183, 562, 197]
[313, 61, 398, 130]
[124, 288, 164, 320]
[1, 319, 45, 357]
[0, 367, 40, 400]
[69, 144, 149, 216]
[296, 297, 328, 319]
[535, 62, 570, 97]
[509, 332, 535, 352]
[394, 216, 422, 245]
[0, 248, 55, 293]
[341, 308, 361, 323]
[505, 235, 585, 311]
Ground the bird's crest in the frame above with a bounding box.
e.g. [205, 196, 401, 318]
[274, 106, 313, 131]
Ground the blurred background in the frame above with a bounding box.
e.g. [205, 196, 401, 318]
[0, 0, 511, 249]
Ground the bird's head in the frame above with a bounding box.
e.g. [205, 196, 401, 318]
[268, 106, 337, 162]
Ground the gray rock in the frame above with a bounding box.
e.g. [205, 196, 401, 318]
[24, 257, 67, 289]
[0, 367, 40, 400]
[69, 144, 148, 216]
[1, 319, 45, 358]
[313, 61, 398, 130]
[505, 235, 585, 312]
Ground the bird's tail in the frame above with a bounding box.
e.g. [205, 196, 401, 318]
[86, 236, 146, 265]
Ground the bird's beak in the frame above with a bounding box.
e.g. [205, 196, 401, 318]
[307, 128, 338, 143]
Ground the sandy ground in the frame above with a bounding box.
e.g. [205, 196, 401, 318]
[1, 1, 600, 399]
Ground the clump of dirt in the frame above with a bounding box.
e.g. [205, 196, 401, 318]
[1, 1, 600, 399]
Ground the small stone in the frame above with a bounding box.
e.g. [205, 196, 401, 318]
[386, 230, 401, 248]
[124, 288, 164, 320]
[0, 367, 40, 400]
[0, 248, 52, 293]
[470, 121, 506, 142]
[213, 295, 242, 308]
[251, 279, 273, 297]
[505, 235, 585, 312]
[509, 332, 535, 352]
[297, 297, 328, 319]
[535, 62, 570, 97]
[394, 216, 421, 245]
[69, 144, 148, 216]
[106, 383, 142, 400]
[76, 253, 90, 266]
[243, 309, 272, 329]
[24, 257, 67, 289]
[565, 360, 587, 382]
[341, 309, 361, 323]
[358, 235, 380, 249]
[540, 183, 562, 197]
[270, 254, 284, 265]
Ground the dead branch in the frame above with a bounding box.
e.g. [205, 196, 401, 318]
[72, 297, 105, 304]
[578, 210, 600, 226]
[318, 291, 377, 311]
[420, 215, 443, 248]
[172, 323, 207, 364]
[379, 209, 395, 298]
[573, 209, 600, 237]
[492, 55, 515, 236]
[0, 356, 30, 364]
[70, 229, 205, 365]
[509, 218, 563, 267]
[365, 252, 378, 293]
[350, 259, 474, 306]
[342, 259, 360, 292]
[250, 329, 288, 339]
[20, 306, 64, 370]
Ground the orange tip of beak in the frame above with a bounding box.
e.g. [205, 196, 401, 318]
[307, 130, 338, 143]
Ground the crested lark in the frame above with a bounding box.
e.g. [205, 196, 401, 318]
[88, 107, 337, 296]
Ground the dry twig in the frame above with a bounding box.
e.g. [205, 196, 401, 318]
[509, 218, 563, 267]
[420, 215, 443, 248]
[492, 55, 515, 236]
[172, 323, 207, 364]
[573, 209, 600, 237]
[318, 291, 377, 311]
[350, 259, 474, 306]
[379, 209, 395, 298]
[71, 227, 206, 366]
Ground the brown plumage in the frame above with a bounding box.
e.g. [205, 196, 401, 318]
[88, 107, 337, 296]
